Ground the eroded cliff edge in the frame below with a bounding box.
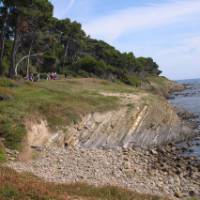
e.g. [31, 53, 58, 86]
[22, 77, 194, 152]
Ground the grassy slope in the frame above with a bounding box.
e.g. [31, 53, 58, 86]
[0, 78, 139, 150]
[0, 166, 169, 200]
[145, 76, 183, 97]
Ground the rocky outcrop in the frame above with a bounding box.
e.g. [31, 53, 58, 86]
[141, 77, 185, 98]
[64, 93, 194, 150]
[21, 92, 195, 152]
[18, 119, 64, 160]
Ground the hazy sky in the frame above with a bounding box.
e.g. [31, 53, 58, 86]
[51, 0, 200, 80]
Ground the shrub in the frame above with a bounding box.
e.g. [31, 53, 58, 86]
[72, 56, 107, 77]
[122, 75, 141, 87]
[0, 143, 6, 163]
[0, 78, 18, 88]
[40, 73, 48, 79]
[0, 186, 20, 199]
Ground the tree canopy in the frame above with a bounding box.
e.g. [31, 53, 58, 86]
[0, 0, 162, 84]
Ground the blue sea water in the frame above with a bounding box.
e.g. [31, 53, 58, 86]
[170, 79, 200, 158]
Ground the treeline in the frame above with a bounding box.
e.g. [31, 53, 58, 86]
[0, 0, 161, 85]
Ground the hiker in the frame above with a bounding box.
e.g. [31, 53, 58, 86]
[47, 73, 50, 80]
[50, 72, 53, 80]
[29, 73, 33, 82]
[37, 73, 40, 81]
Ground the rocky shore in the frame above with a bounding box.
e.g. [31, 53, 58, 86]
[6, 104, 200, 199]
[7, 142, 200, 200]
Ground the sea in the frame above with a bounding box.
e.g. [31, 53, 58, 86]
[170, 78, 200, 158]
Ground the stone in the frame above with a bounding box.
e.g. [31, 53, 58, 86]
[6, 144, 200, 200]
[188, 190, 196, 197]
[0, 94, 10, 101]
[150, 149, 158, 155]
[174, 190, 183, 198]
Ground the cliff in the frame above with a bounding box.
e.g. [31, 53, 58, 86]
[0, 77, 193, 154]
[12, 77, 194, 154]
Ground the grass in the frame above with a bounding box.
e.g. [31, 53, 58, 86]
[0, 78, 140, 150]
[0, 142, 6, 163]
[0, 166, 170, 200]
[0, 150, 6, 163]
[145, 76, 175, 97]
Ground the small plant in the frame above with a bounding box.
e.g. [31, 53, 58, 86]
[0, 144, 6, 163]
[0, 186, 20, 199]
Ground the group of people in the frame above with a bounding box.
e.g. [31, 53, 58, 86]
[25, 72, 58, 82]
[26, 73, 40, 82]
[47, 72, 57, 80]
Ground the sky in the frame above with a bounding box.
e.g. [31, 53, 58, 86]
[51, 0, 200, 80]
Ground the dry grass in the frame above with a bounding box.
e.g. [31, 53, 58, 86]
[0, 166, 169, 200]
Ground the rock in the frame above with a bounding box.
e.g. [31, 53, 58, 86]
[150, 149, 158, 155]
[175, 107, 198, 120]
[31, 145, 43, 152]
[0, 137, 5, 142]
[188, 190, 196, 197]
[5, 148, 18, 156]
[0, 94, 10, 101]
[6, 144, 200, 200]
[174, 190, 183, 198]
[188, 148, 194, 153]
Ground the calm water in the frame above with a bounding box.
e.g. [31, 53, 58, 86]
[170, 78, 200, 158]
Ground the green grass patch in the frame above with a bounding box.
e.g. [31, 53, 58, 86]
[0, 143, 6, 163]
[0, 78, 18, 88]
[0, 186, 21, 200]
[0, 150, 6, 163]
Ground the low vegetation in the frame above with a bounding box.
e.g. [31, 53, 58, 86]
[0, 166, 169, 200]
[0, 143, 6, 163]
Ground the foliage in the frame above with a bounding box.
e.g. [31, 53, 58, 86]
[0, 0, 162, 83]
[125, 75, 142, 86]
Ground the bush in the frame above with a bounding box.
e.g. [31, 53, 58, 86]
[122, 75, 141, 87]
[0, 143, 6, 163]
[0, 186, 20, 199]
[40, 73, 48, 79]
[1, 57, 10, 75]
[0, 78, 18, 88]
[72, 56, 107, 77]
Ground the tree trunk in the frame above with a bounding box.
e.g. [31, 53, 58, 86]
[26, 40, 33, 77]
[62, 44, 69, 69]
[0, 34, 5, 75]
[0, 7, 8, 75]
[9, 23, 20, 78]
[9, 13, 24, 78]
[15, 52, 44, 76]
